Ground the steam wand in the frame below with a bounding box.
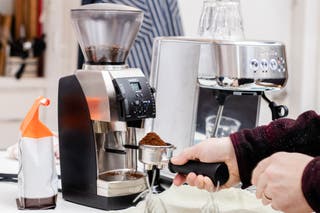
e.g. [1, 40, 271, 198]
[212, 92, 228, 137]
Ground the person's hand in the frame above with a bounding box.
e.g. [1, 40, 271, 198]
[252, 152, 313, 213]
[171, 137, 240, 191]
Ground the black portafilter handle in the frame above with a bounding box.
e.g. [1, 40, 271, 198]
[168, 160, 229, 186]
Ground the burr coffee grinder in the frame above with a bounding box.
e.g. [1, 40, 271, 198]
[58, 3, 156, 210]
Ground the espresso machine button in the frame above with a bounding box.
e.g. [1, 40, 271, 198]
[277, 64, 286, 72]
[249, 59, 259, 71]
[277, 56, 285, 65]
[260, 59, 269, 71]
[270, 59, 278, 71]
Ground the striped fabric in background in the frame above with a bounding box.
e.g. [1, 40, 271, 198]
[81, 0, 184, 78]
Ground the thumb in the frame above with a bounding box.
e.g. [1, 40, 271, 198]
[171, 146, 200, 165]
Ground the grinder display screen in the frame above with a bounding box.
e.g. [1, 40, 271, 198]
[130, 82, 141, 91]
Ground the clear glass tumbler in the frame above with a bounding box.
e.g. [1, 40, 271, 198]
[198, 0, 245, 40]
[197, 0, 245, 85]
[205, 115, 241, 138]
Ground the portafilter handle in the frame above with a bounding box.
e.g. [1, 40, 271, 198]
[168, 160, 229, 186]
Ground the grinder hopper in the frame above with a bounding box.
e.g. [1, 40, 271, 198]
[71, 3, 143, 65]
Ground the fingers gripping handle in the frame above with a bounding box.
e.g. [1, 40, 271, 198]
[168, 160, 229, 186]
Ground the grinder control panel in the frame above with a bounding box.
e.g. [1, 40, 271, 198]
[113, 77, 156, 121]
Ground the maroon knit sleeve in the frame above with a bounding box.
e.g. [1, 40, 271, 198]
[229, 110, 320, 188]
[302, 157, 320, 212]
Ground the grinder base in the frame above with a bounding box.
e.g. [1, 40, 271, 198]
[62, 190, 142, 211]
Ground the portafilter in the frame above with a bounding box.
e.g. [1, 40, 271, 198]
[138, 143, 230, 188]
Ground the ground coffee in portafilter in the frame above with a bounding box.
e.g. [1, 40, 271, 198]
[139, 132, 167, 146]
[85, 45, 129, 64]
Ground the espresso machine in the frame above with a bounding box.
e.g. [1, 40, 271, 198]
[58, 3, 156, 210]
[148, 37, 288, 159]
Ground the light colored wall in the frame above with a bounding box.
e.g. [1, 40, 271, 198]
[0, 0, 13, 14]
[290, 0, 320, 115]
[44, 0, 81, 131]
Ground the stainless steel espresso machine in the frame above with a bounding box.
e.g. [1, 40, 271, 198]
[58, 4, 156, 210]
[149, 37, 288, 158]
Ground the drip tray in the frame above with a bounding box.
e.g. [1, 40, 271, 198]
[97, 169, 147, 197]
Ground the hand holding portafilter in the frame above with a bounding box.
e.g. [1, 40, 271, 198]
[171, 137, 240, 191]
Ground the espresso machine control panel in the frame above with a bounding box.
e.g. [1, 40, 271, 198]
[113, 77, 156, 121]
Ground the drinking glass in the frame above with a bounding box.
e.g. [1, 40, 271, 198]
[197, 0, 245, 85]
[198, 0, 245, 40]
[205, 115, 241, 138]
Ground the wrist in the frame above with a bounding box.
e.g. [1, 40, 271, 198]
[207, 137, 234, 162]
[221, 137, 240, 187]
[223, 137, 236, 161]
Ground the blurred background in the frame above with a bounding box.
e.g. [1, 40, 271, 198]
[0, 0, 319, 149]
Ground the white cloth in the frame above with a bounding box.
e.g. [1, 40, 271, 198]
[109, 185, 280, 213]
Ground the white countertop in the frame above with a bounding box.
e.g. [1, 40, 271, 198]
[0, 182, 110, 213]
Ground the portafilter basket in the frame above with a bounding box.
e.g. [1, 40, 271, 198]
[138, 143, 176, 170]
[139, 143, 230, 186]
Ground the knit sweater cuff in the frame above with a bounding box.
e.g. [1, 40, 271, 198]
[302, 157, 320, 212]
[229, 126, 267, 189]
